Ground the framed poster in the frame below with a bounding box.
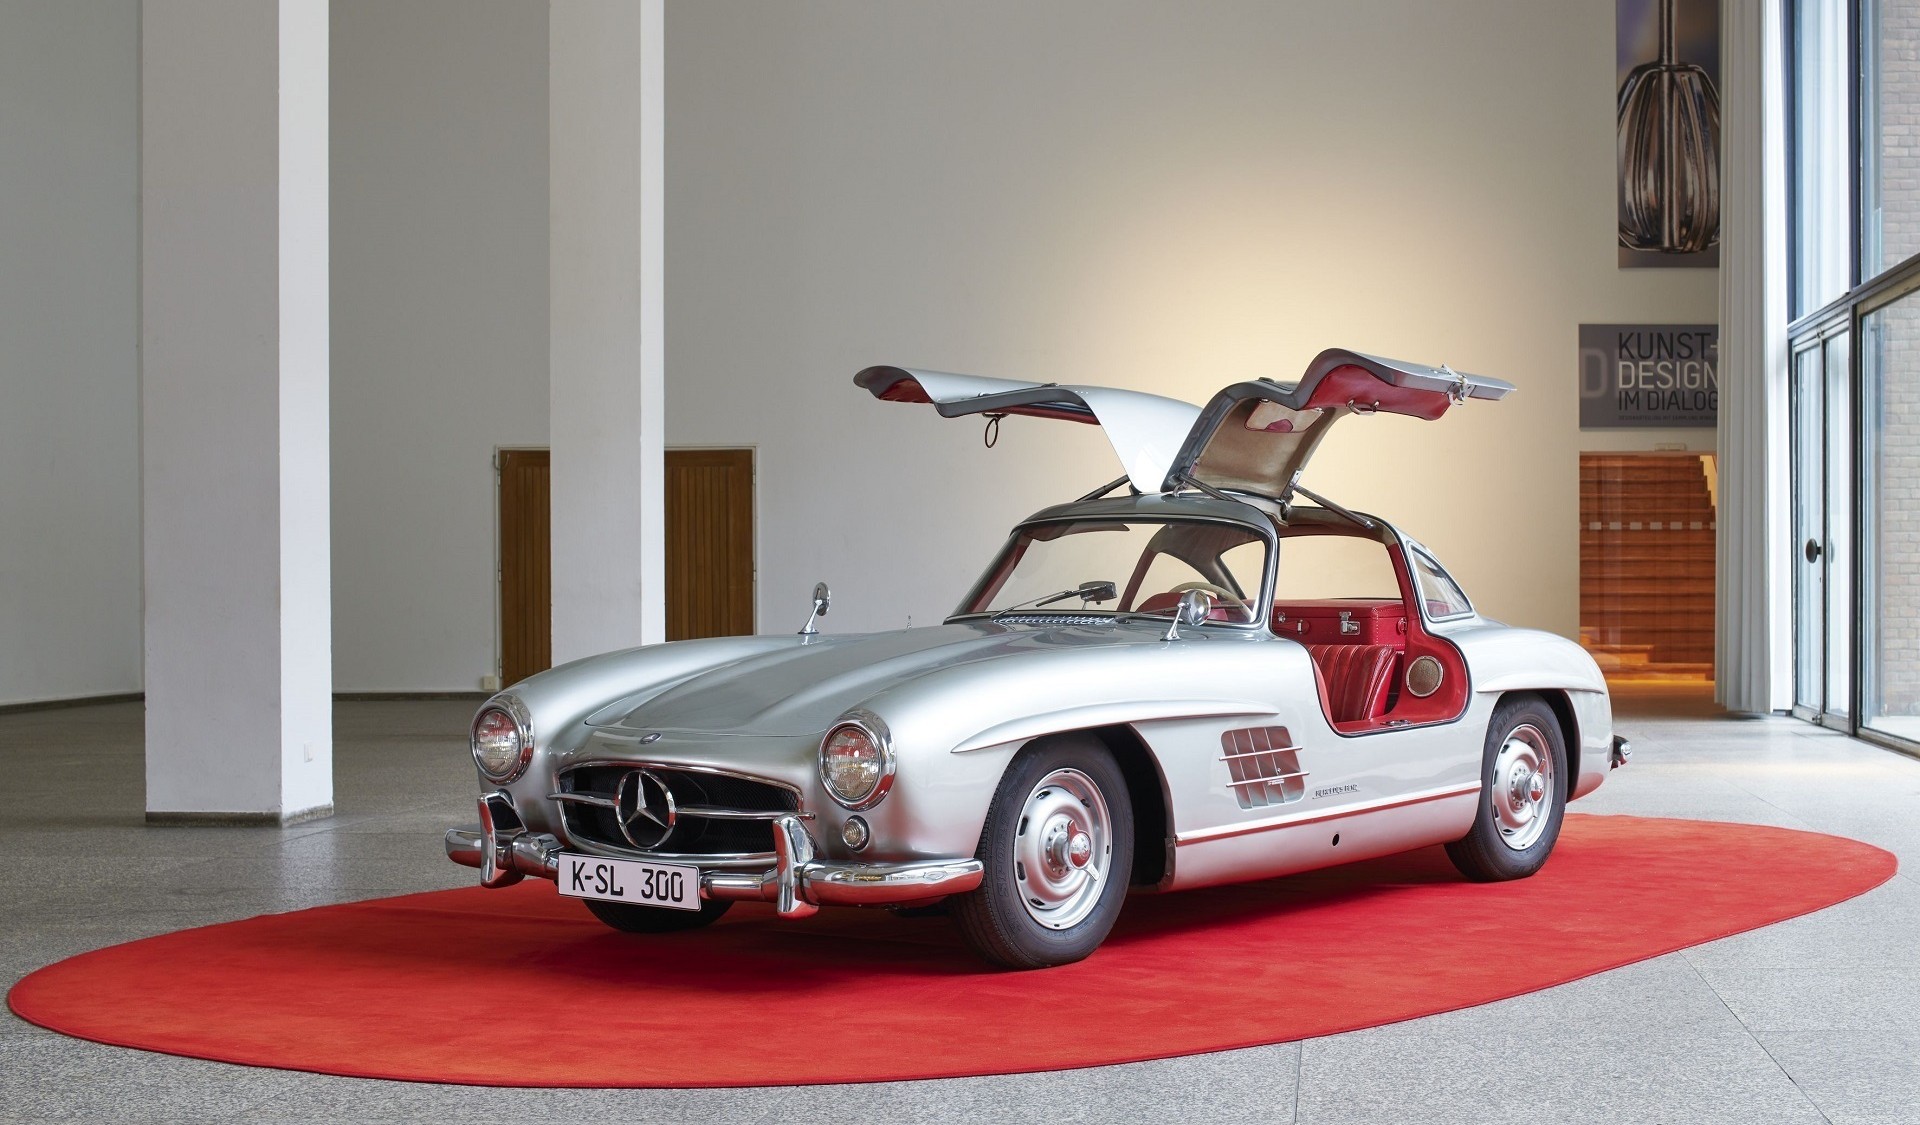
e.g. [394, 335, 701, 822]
[1579, 324, 1719, 428]
[1617, 0, 1721, 268]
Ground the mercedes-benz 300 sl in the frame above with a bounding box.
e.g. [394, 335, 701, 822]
[445, 351, 1627, 969]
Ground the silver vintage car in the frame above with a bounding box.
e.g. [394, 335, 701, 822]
[446, 351, 1627, 969]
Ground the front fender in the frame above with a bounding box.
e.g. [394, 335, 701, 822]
[842, 629, 1292, 858]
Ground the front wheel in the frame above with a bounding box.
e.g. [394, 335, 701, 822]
[951, 735, 1134, 970]
[1445, 694, 1568, 882]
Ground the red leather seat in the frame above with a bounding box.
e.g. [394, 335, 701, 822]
[1305, 644, 1397, 725]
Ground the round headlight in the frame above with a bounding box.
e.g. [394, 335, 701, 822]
[472, 706, 528, 781]
[820, 719, 893, 809]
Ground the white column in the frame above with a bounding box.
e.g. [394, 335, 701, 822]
[548, 0, 666, 664]
[141, 0, 333, 823]
[1715, 0, 1791, 715]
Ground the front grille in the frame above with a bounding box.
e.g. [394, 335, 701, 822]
[553, 764, 800, 858]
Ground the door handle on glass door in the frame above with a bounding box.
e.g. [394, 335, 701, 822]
[1805, 538, 1823, 564]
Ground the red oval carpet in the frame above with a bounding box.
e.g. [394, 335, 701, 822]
[7, 814, 1896, 1087]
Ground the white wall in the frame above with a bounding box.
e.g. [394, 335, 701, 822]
[0, 0, 141, 706]
[330, 0, 549, 692]
[0, 0, 1726, 703]
[664, 0, 1720, 641]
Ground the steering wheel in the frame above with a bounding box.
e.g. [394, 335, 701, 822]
[1168, 581, 1249, 615]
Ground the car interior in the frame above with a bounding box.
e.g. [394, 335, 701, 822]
[1267, 520, 1472, 734]
[963, 511, 1472, 734]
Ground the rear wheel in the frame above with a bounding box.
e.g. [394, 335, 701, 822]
[952, 735, 1133, 970]
[582, 897, 732, 933]
[1446, 693, 1568, 882]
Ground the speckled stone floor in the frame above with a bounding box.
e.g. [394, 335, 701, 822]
[2, 689, 1916, 1124]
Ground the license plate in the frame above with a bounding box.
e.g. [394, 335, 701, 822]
[557, 853, 700, 911]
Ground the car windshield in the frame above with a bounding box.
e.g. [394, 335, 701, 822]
[957, 519, 1269, 625]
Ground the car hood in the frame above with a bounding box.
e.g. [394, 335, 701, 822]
[598, 622, 1139, 737]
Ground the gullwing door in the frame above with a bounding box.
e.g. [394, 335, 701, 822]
[1162, 349, 1515, 499]
[854, 366, 1201, 494]
[855, 352, 1512, 501]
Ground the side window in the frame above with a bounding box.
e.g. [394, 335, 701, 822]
[1127, 541, 1266, 623]
[1218, 540, 1267, 598]
[1272, 534, 1401, 600]
[1134, 552, 1202, 600]
[1409, 549, 1473, 618]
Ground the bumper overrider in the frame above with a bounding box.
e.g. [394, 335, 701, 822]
[445, 791, 983, 919]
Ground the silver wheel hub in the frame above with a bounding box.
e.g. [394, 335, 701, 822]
[1491, 723, 1554, 852]
[1013, 768, 1112, 930]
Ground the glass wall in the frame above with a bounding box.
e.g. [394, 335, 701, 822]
[1795, 0, 1852, 315]
[1863, 294, 1920, 739]
[1864, 0, 1920, 276]
[1790, 0, 1920, 752]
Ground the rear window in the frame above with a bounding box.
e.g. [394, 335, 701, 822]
[1409, 549, 1473, 618]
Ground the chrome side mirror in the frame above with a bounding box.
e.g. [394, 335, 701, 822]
[798, 582, 831, 637]
[1163, 589, 1215, 641]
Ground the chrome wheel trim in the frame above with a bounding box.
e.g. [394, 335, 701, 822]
[1011, 767, 1113, 931]
[1491, 722, 1555, 852]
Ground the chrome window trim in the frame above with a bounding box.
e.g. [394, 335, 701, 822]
[819, 708, 898, 811]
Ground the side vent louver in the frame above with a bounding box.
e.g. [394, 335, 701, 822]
[1220, 726, 1308, 810]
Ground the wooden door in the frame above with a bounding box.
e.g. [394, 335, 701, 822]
[498, 449, 551, 686]
[666, 448, 755, 640]
[496, 447, 753, 685]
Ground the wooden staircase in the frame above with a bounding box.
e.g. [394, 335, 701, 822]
[1578, 453, 1716, 681]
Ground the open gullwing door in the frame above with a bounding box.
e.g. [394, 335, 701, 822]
[854, 366, 1201, 494]
[855, 351, 1513, 500]
[1161, 349, 1515, 499]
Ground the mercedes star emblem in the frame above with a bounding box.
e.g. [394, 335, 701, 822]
[615, 768, 677, 850]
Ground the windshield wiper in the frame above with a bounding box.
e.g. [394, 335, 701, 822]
[992, 580, 1117, 619]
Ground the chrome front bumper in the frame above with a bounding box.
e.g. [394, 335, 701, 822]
[444, 793, 983, 919]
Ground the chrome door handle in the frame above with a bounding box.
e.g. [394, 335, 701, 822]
[1804, 538, 1823, 564]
